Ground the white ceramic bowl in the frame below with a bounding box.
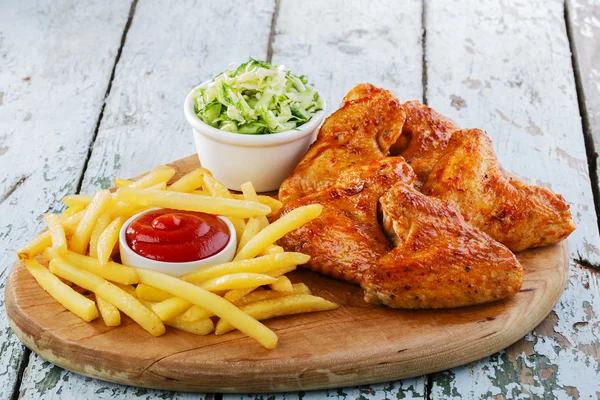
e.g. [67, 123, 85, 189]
[119, 208, 237, 277]
[184, 81, 326, 192]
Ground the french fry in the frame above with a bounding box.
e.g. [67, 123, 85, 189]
[49, 258, 165, 336]
[115, 283, 137, 297]
[136, 268, 278, 349]
[60, 204, 85, 220]
[198, 273, 277, 292]
[17, 210, 84, 260]
[241, 182, 269, 229]
[236, 218, 261, 253]
[44, 213, 67, 255]
[70, 190, 112, 254]
[147, 182, 167, 191]
[222, 265, 297, 304]
[191, 189, 212, 196]
[24, 259, 99, 322]
[231, 194, 282, 215]
[269, 276, 293, 293]
[151, 297, 192, 321]
[97, 217, 125, 265]
[141, 301, 214, 335]
[89, 214, 110, 258]
[179, 304, 212, 322]
[135, 283, 172, 302]
[168, 168, 207, 193]
[235, 204, 323, 260]
[116, 188, 271, 219]
[234, 283, 311, 307]
[96, 295, 121, 326]
[62, 194, 93, 208]
[203, 173, 246, 239]
[215, 294, 338, 335]
[114, 177, 133, 188]
[260, 245, 284, 256]
[181, 252, 310, 283]
[129, 165, 176, 189]
[45, 248, 139, 285]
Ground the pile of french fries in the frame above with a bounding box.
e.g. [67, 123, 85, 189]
[16, 165, 337, 349]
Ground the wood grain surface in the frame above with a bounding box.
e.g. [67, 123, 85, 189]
[5, 154, 570, 393]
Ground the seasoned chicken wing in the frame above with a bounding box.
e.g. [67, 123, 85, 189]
[392, 100, 460, 182]
[423, 129, 576, 252]
[278, 157, 523, 308]
[277, 157, 418, 283]
[361, 184, 523, 309]
[279, 84, 405, 203]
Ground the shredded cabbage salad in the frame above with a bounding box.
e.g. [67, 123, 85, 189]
[192, 58, 323, 134]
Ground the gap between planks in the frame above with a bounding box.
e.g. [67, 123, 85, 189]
[564, 0, 600, 248]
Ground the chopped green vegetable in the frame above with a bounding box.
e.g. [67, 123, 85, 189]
[192, 58, 322, 134]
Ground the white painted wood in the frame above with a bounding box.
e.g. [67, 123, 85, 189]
[424, 0, 600, 397]
[567, 0, 600, 206]
[0, 1, 131, 399]
[271, 0, 423, 110]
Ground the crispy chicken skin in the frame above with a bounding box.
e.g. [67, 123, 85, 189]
[277, 158, 418, 284]
[361, 184, 523, 309]
[278, 84, 406, 203]
[423, 129, 576, 252]
[392, 100, 460, 182]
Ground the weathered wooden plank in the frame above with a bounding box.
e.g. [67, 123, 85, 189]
[567, 0, 600, 232]
[0, 1, 132, 399]
[17, 0, 276, 397]
[224, 0, 426, 397]
[270, 0, 423, 110]
[424, 0, 600, 398]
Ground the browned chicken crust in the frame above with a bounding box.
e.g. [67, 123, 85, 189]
[392, 100, 460, 182]
[361, 184, 523, 309]
[277, 158, 418, 283]
[278, 158, 524, 308]
[423, 129, 576, 252]
[278, 84, 405, 203]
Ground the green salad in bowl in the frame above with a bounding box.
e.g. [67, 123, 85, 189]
[192, 58, 323, 134]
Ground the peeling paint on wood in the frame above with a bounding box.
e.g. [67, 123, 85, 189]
[425, 0, 600, 398]
[0, 1, 132, 399]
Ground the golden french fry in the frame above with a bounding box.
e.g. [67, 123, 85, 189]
[151, 297, 192, 321]
[222, 265, 297, 304]
[17, 210, 85, 260]
[235, 204, 323, 260]
[234, 283, 311, 307]
[45, 249, 139, 285]
[231, 194, 282, 215]
[168, 168, 207, 192]
[97, 217, 125, 265]
[141, 301, 214, 335]
[115, 283, 137, 297]
[44, 213, 67, 255]
[24, 259, 98, 322]
[136, 268, 278, 349]
[198, 273, 277, 292]
[114, 177, 133, 188]
[182, 252, 309, 283]
[130, 165, 176, 189]
[215, 294, 338, 335]
[49, 258, 165, 336]
[62, 194, 93, 208]
[260, 245, 284, 256]
[237, 218, 261, 253]
[70, 190, 112, 254]
[60, 204, 86, 220]
[269, 276, 293, 293]
[191, 189, 212, 196]
[147, 182, 167, 190]
[203, 172, 231, 198]
[116, 188, 271, 219]
[241, 182, 269, 229]
[96, 295, 121, 326]
[135, 283, 172, 302]
[179, 304, 212, 322]
[89, 214, 110, 258]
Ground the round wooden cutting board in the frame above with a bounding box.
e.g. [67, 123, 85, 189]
[4, 155, 569, 393]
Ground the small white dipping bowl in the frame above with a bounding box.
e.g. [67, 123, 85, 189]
[184, 81, 326, 192]
[119, 208, 237, 277]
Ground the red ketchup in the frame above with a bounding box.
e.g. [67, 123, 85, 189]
[125, 209, 230, 263]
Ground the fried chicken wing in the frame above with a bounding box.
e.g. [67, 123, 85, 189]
[361, 184, 523, 309]
[277, 157, 418, 283]
[423, 129, 576, 252]
[278, 84, 405, 203]
[278, 157, 523, 309]
[392, 100, 459, 181]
